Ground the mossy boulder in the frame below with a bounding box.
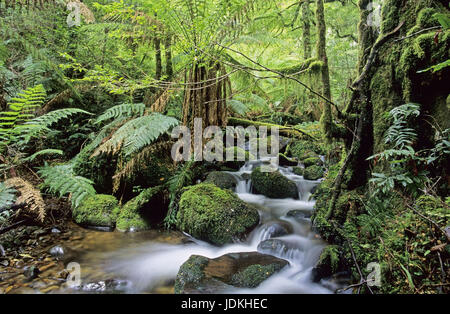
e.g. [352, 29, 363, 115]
[116, 186, 163, 232]
[311, 245, 340, 282]
[174, 252, 288, 293]
[278, 153, 298, 167]
[72, 194, 120, 228]
[303, 165, 324, 180]
[251, 167, 298, 199]
[204, 171, 238, 190]
[292, 166, 304, 176]
[302, 156, 323, 167]
[289, 140, 325, 160]
[176, 183, 259, 245]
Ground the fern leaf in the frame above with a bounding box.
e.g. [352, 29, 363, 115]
[0, 181, 16, 208]
[95, 103, 145, 125]
[23, 149, 64, 162]
[5, 177, 46, 223]
[38, 163, 96, 208]
[93, 113, 178, 157]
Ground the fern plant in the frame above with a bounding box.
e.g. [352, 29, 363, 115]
[0, 85, 91, 176]
[367, 103, 425, 196]
[164, 160, 195, 228]
[38, 163, 96, 208]
[92, 112, 178, 157]
[0, 181, 16, 208]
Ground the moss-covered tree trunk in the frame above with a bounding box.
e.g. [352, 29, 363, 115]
[316, 0, 333, 140]
[302, 1, 312, 59]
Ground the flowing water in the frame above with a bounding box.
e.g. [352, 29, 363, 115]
[63, 159, 342, 294]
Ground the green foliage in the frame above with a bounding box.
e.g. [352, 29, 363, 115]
[368, 104, 427, 196]
[38, 163, 96, 208]
[93, 113, 178, 157]
[94, 102, 146, 125]
[0, 182, 16, 208]
[165, 160, 195, 228]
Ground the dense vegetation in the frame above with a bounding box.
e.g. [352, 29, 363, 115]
[0, 0, 448, 294]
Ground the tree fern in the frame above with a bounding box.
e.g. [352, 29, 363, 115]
[93, 113, 178, 157]
[95, 103, 145, 125]
[38, 163, 96, 208]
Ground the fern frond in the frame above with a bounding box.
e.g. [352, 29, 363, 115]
[95, 103, 145, 125]
[23, 149, 64, 162]
[112, 141, 174, 192]
[0, 181, 16, 208]
[38, 163, 96, 208]
[5, 177, 46, 223]
[93, 113, 178, 157]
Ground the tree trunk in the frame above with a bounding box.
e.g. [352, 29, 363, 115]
[164, 34, 173, 81]
[182, 61, 228, 132]
[154, 36, 162, 81]
[302, 1, 312, 59]
[316, 0, 333, 140]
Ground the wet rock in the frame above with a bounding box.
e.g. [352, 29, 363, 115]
[303, 165, 324, 180]
[257, 239, 290, 255]
[204, 171, 238, 190]
[0, 260, 9, 267]
[311, 245, 341, 282]
[175, 252, 288, 293]
[176, 183, 259, 246]
[251, 167, 298, 199]
[23, 266, 40, 281]
[278, 154, 298, 167]
[286, 209, 312, 220]
[51, 228, 61, 234]
[79, 279, 128, 293]
[0, 244, 5, 256]
[49, 245, 65, 258]
[260, 221, 293, 238]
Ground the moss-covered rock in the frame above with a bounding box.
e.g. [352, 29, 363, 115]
[176, 183, 259, 245]
[311, 245, 340, 282]
[204, 171, 237, 190]
[303, 165, 324, 180]
[292, 166, 304, 176]
[303, 156, 323, 167]
[116, 186, 163, 232]
[289, 140, 325, 160]
[251, 167, 298, 199]
[230, 264, 283, 288]
[174, 252, 288, 293]
[72, 194, 120, 228]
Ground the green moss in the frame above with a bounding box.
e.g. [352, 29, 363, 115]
[303, 156, 323, 167]
[174, 255, 209, 294]
[204, 171, 237, 190]
[417, 8, 439, 28]
[230, 264, 284, 288]
[176, 184, 259, 245]
[303, 165, 324, 180]
[293, 167, 304, 176]
[251, 167, 298, 199]
[72, 194, 120, 228]
[289, 140, 325, 160]
[116, 186, 162, 232]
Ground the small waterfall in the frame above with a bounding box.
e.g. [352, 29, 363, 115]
[69, 159, 336, 294]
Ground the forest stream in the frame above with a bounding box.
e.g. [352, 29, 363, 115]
[1, 158, 347, 294]
[61, 159, 342, 294]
